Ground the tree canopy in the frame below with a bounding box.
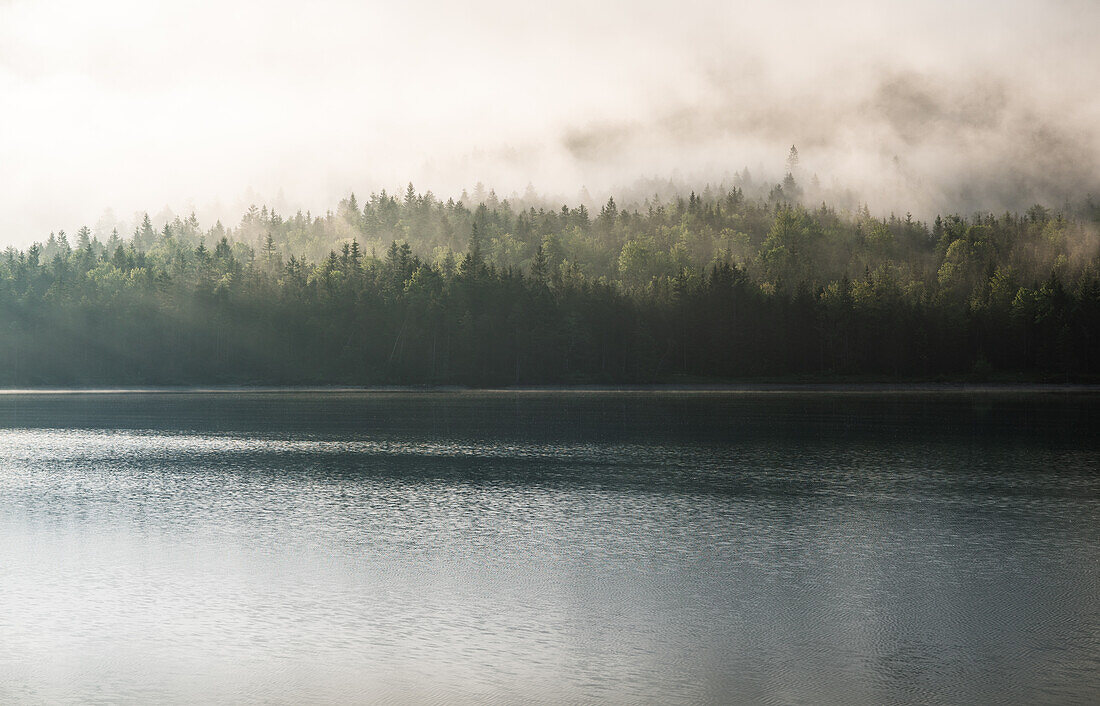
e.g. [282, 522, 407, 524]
[0, 181, 1097, 385]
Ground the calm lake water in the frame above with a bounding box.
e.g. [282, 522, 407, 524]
[0, 390, 1097, 704]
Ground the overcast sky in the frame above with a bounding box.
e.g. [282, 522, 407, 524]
[1, 0, 1098, 243]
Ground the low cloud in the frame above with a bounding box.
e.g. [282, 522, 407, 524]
[1, 0, 1098, 243]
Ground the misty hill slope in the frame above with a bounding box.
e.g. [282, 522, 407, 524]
[2, 187, 1098, 385]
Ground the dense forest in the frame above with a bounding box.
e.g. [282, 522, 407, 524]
[1, 174, 1098, 385]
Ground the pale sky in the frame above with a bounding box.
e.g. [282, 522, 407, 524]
[1, 0, 1098, 243]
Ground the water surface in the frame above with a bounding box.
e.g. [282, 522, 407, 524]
[0, 390, 1097, 704]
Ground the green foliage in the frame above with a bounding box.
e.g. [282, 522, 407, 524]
[0, 186, 1097, 384]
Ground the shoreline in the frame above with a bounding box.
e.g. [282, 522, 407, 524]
[0, 383, 1097, 395]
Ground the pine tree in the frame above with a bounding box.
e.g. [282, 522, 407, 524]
[531, 243, 549, 284]
[261, 233, 279, 274]
[349, 239, 362, 272]
[139, 213, 156, 251]
[786, 145, 800, 173]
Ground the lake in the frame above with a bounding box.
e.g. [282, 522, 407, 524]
[0, 390, 1097, 704]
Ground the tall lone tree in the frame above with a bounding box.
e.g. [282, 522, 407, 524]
[786, 145, 800, 174]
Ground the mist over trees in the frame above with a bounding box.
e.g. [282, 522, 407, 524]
[1, 175, 1098, 385]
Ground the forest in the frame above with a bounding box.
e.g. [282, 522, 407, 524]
[1, 174, 1098, 385]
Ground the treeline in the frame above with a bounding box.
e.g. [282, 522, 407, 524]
[1, 182, 1099, 385]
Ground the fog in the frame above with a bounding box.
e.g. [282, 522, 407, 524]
[1, 0, 1098, 244]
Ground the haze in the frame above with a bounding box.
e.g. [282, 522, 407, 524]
[2, 0, 1098, 244]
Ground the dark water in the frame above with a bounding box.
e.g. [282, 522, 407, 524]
[0, 390, 1097, 704]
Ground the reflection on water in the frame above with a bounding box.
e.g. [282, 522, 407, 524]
[0, 391, 1097, 704]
